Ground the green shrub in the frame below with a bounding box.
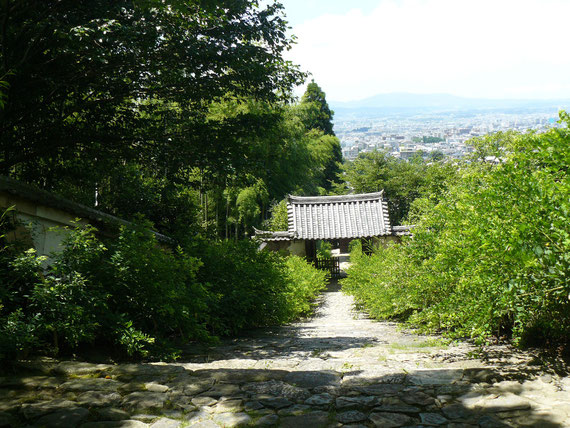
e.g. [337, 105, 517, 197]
[196, 240, 288, 335]
[193, 240, 329, 336]
[30, 272, 99, 353]
[1, 211, 331, 362]
[106, 221, 207, 342]
[0, 211, 44, 361]
[0, 308, 39, 360]
[116, 321, 156, 358]
[316, 241, 332, 258]
[283, 255, 328, 316]
[343, 113, 570, 346]
[0, 218, 208, 360]
[342, 242, 419, 320]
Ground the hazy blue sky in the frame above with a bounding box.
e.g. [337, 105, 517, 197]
[278, 0, 570, 102]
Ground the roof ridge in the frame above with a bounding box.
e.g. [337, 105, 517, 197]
[288, 191, 384, 204]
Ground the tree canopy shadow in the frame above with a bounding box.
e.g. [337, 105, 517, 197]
[2, 362, 565, 427]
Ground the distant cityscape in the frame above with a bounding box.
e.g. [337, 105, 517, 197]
[330, 94, 569, 161]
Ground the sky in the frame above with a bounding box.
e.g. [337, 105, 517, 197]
[278, 0, 570, 102]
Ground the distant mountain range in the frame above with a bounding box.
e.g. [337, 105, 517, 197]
[330, 93, 570, 114]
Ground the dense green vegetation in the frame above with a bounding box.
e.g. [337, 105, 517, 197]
[0, 0, 336, 363]
[0, 0, 342, 240]
[338, 150, 456, 225]
[0, 218, 327, 361]
[343, 116, 570, 346]
[1, 0, 567, 363]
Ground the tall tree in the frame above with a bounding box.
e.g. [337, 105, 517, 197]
[299, 80, 335, 135]
[298, 80, 342, 191]
[0, 0, 305, 198]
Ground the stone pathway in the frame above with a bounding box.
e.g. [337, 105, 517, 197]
[1, 282, 569, 427]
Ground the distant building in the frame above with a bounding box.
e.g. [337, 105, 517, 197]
[399, 145, 417, 160]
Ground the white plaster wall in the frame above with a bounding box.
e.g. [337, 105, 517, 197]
[1, 191, 89, 260]
[287, 240, 306, 257]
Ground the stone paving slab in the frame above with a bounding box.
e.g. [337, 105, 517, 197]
[1, 283, 569, 427]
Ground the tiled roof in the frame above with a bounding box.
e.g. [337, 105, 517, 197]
[287, 191, 391, 240]
[253, 228, 295, 241]
[391, 225, 413, 236]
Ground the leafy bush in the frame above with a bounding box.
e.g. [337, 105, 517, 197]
[342, 242, 417, 321]
[1, 213, 329, 362]
[194, 240, 327, 336]
[0, 309, 39, 359]
[283, 256, 328, 316]
[0, 210, 43, 360]
[343, 113, 570, 346]
[31, 272, 99, 352]
[116, 321, 156, 358]
[106, 221, 207, 342]
[195, 239, 289, 335]
[316, 241, 332, 258]
[1, 220, 207, 360]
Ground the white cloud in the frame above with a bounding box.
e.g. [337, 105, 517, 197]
[286, 0, 570, 101]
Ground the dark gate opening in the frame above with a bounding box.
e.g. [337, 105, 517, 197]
[314, 256, 341, 278]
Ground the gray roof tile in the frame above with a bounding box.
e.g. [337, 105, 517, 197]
[287, 192, 391, 240]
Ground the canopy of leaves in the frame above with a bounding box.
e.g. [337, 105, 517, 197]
[0, 0, 305, 198]
[0, 0, 327, 239]
[341, 150, 456, 225]
[206, 100, 346, 237]
[296, 81, 343, 191]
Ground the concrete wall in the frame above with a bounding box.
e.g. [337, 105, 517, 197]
[1, 176, 175, 263]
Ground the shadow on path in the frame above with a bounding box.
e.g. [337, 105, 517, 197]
[3, 361, 565, 427]
[1, 280, 568, 427]
[323, 278, 342, 293]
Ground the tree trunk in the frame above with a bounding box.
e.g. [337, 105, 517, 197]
[225, 198, 230, 240]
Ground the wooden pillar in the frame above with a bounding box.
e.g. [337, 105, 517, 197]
[339, 239, 351, 253]
[305, 240, 316, 261]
